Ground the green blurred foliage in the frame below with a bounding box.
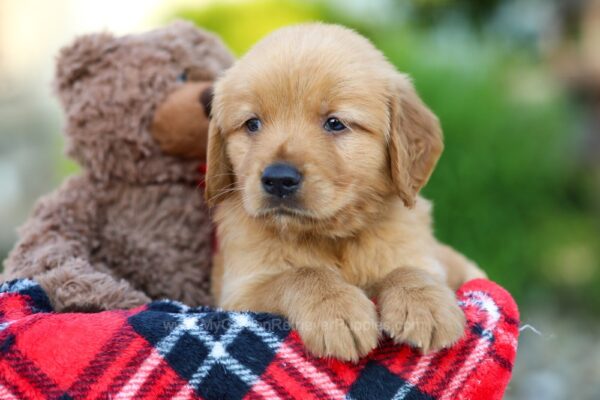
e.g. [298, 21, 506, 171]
[404, 0, 503, 29]
[170, 0, 600, 309]
[175, 0, 322, 55]
[55, 136, 80, 178]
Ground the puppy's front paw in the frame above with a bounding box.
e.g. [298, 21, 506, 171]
[295, 287, 379, 362]
[380, 282, 465, 353]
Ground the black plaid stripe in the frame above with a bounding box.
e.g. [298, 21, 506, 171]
[155, 379, 187, 400]
[489, 349, 513, 371]
[0, 372, 28, 399]
[94, 341, 154, 399]
[348, 361, 435, 400]
[397, 348, 422, 377]
[0, 333, 15, 354]
[271, 354, 331, 399]
[2, 346, 64, 399]
[259, 369, 296, 400]
[504, 315, 519, 327]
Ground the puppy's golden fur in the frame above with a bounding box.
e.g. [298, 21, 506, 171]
[206, 24, 486, 362]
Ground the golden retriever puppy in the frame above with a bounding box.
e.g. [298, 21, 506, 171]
[205, 23, 486, 362]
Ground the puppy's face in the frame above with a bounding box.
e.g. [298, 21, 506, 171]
[206, 24, 443, 236]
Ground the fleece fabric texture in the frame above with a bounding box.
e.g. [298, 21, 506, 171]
[0, 278, 518, 400]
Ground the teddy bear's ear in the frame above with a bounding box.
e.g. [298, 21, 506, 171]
[162, 20, 200, 37]
[54, 32, 117, 92]
[162, 20, 235, 77]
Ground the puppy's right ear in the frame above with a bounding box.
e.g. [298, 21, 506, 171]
[387, 74, 444, 208]
[205, 121, 234, 207]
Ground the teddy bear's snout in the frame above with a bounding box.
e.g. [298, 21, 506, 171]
[150, 81, 214, 159]
[199, 85, 214, 118]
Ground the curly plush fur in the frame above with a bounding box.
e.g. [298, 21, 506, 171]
[2, 21, 234, 311]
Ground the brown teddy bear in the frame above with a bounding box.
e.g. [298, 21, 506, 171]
[2, 21, 234, 311]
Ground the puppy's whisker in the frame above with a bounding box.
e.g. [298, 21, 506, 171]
[207, 172, 247, 179]
[207, 186, 244, 204]
[209, 187, 242, 197]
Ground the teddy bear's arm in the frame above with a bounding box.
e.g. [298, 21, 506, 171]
[3, 177, 96, 277]
[32, 258, 150, 312]
[3, 176, 150, 311]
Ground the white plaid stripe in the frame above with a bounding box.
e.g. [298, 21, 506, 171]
[171, 384, 196, 400]
[0, 321, 13, 332]
[247, 378, 282, 399]
[114, 349, 164, 399]
[391, 354, 435, 400]
[0, 383, 18, 400]
[277, 343, 346, 399]
[0, 279, 37, 294]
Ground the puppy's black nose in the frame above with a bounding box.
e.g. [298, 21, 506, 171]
[261, 163, 302, 198]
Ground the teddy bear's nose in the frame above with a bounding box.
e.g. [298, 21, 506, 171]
[199, 86, 214, 118]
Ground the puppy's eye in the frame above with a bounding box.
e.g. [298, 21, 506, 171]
[245, 118, 262, 134]
[177, 71, 188, 82]
[324, 117, 347, 132]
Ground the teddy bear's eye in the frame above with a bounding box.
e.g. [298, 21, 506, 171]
[177, 71, 188, 82]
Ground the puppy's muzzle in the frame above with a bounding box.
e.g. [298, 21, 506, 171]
[261, 163, 302, 199]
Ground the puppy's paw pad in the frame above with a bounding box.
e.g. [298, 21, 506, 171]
[380, 284, 465, 353]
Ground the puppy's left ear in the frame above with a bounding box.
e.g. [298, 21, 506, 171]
[205, 120, 234, 207]
[387, 75, 444, 208]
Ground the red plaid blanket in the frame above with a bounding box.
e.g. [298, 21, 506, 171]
[0, 278, 518, 399]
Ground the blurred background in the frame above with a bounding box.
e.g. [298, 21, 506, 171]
[1, 0, 599, 398]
